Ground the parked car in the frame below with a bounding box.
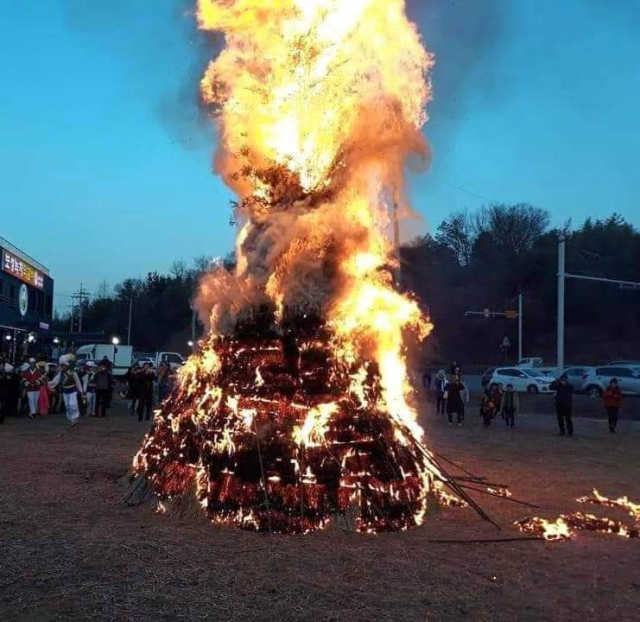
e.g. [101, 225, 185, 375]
[557, 366, 595, 393]
[489, 367, 555, 394]
[582, 366, 640, 398]
[481, 367, 497, 389]
[605, 360, 640, 367]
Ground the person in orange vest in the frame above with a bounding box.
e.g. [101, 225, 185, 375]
[21, 357, 44, 420]
[603, 378, 623, 434]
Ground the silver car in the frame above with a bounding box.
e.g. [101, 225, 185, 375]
[582, 366, 640, 398]
[558, 366, 595, 393]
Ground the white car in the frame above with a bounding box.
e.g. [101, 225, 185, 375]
[582, 366, 640, 398]
[489, 367, 555, 394]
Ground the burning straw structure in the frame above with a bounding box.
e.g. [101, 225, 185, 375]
[133, 0, 476, 533]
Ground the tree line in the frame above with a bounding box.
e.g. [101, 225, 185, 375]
[55, 205, 640, 364]
[401, 205, 640, 365]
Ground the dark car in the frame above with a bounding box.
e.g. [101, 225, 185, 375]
[481, 367, 497, 389]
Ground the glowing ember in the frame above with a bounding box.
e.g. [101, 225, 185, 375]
[577, 489, 640, 521]
[516, 507, 639, 542]
[133, 1, 450, 533]
[516, 517, 574, 541]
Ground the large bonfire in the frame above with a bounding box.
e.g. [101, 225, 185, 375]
[134, 0, 459, 534]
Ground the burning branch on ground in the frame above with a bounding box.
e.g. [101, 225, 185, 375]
[516, 489, 640, 542]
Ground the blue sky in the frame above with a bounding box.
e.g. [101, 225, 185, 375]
[1, 1, 639, 313]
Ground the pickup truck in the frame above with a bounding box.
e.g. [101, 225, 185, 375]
[517, 357, 557, 377]
[135, 352, 185, 370]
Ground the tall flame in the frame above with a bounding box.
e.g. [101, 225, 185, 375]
[133, 0, 440, 534]
[196, 0, 433, 436]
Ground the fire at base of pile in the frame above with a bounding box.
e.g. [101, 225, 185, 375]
[133, 314, 446, 535]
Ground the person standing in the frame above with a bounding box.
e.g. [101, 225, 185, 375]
[0, 362, 10, 424]
[94, 361, 113, 418]
[48, 356, 84, 426]
[76, 363, 88, 417]
[124, 365, 141, 415]
[137, 363, 156, 422]
[422, 365, 432, 392]
[433, 370, 447, 415]
[36, 362, 51, 416]
[5, 364, 21, 419]
[47, 363, 61, 414]
[83, 362, 98, 417]
[157, 362, 174, 402]
[450, 361, 461, 377]
[499, 383, 520, 428]
[603, 378, 623, 434]
[21, 358, 44, 420]
[480, 383, 500, 428]
[551, 374, 574, 436]
[445, 376, 465, 427]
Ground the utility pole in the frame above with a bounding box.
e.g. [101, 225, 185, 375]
[392, 187, 402, 285]
[518, 293, 523, 363]
[557, 235, 566, 371]
[71, 284, 90, 334]
[127, 296, 133, 345]
[557, 234, 640, 371]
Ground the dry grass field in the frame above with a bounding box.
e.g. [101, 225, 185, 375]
[1, 397, 639, 622]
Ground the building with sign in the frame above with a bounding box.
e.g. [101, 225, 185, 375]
[0, 236, 54, 360]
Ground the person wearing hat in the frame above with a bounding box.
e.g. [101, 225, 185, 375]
[550, 373, 574, 436]
[48, 356, 84, 425]
[21, 357, 45, 420]
[82, 362, 98, 417]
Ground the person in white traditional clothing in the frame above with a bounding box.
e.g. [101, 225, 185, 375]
[82, 362, 97, 417]
[48, 356, 84, 425]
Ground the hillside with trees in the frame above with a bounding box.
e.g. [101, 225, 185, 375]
[55, 207, 640, 364]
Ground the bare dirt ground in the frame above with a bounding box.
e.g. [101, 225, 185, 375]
[1, 397, 639, 622]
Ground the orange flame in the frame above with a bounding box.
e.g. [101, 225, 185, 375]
[133, 1, 441, 534]
[196, 0, 434, 444]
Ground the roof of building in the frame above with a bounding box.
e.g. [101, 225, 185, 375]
[0, 236, 50, 276]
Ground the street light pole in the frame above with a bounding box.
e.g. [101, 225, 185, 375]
[557, 235, 566, 371]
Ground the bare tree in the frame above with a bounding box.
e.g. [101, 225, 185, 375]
[435, 210, 475, 266]
[95, 279, 111, 300]
[170, 259, 188, 281]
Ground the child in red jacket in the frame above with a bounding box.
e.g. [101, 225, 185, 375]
[603, 378, 623, 433]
